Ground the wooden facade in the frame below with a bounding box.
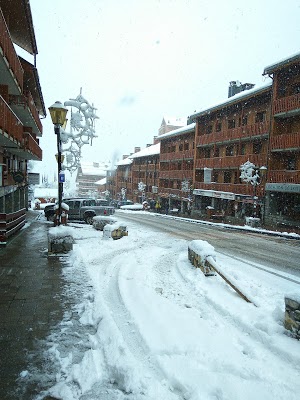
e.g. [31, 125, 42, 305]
[111, 52, 300, 228]
[0, 1, 45, 242]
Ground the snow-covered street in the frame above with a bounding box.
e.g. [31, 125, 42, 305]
[41, 214, 300, 400]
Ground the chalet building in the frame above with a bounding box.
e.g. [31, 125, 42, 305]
[189, 83, 272, 223]
[114, 156, 132, 202]
[129, 143, 160, 203]
[0, 0, 45, 242]
[76, 161, 107, 197]
[263, 53, 300, 228]
[158, 124, 195, 213]
[158, 116, 186, 136]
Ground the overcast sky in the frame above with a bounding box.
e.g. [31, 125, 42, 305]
[27, 0, 300, 179]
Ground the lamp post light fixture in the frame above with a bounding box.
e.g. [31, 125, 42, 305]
[48, 101, 68, 226]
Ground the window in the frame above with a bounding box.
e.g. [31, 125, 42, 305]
[287, 157, 296, 170]
[213, 147, 220, 157]
[226, 145, 234, 156]
[203, 148, 211, 158]
[255, 111, 266, 123]
[224, 171, 232, 183]
[253, 141, 262, 154]
[242, 116, 248, 126]
[239, 143, 246, 155]
[216, 122, 222, 132]
[292, 83, 300, 95]
[228, 119, 236, 129]
[206, 125, 213, 134]
[184, 142, 189, 150]
[179, 143, 183, 151]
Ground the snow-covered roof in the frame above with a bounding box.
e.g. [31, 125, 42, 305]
[129, 143, 160, 159]
[158, 123, 196, 141]
[80, 161, 108, 176]
[95, 177, 106, 186]
[34, 187, 58, 199]
[162, 116, 186, 127]
[189, 81, 272, 121]
[263, 51, 300, 75]
[116, 157, 133, 166]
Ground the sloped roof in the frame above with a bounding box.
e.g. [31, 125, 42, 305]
[162, 116, 186, 127]
[189, 81, 272, 120]
[158, 123, 196, 141]
[129, 143, 160, 159]
[80, 161, 108, 176]
[116, 158, 133, 166]
[0, 0, 38, 55]
[263, 51, 300, 75]
[95, 177, 106, 185]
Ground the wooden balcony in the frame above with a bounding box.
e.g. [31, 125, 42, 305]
[195, 154, 267, 169]
[270, 133, 300, 151]
[160, 149, 194, 161]
[23, 132, 42, 160]
[159, 169, 193, 180]
[0, 9, 24, 91]
[8, 91, 43, 135]
[196, 122, 269, 146]
[0, 96, 23, 143]
[132, 163, 157, 172]
[268, 170, 300, 184]
[273, 94, 300, 116]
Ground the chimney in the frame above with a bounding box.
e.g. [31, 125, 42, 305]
[228, 81, 255, 98]
[153, 136, 158, 144]
[122, 155, 129, 160]
[134, 147, 141, 153]
[146, 144, 152, 147]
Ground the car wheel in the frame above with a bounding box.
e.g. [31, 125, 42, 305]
[85, 215, 94, 225]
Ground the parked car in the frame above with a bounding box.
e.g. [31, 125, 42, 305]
[44, 198, 115, 224]
[117, 200, 134, 208]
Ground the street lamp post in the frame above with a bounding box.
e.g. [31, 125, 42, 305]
[48, 101, 68, 226]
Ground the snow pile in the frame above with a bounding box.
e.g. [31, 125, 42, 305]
[41, 220, 300, 400]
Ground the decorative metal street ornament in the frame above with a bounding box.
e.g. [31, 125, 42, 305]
[59, 89, 99, 173]
[181, 179, 190, 193]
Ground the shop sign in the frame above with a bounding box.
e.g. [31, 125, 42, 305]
[266, 183, 300, 193]
[193, 188, 235, 200]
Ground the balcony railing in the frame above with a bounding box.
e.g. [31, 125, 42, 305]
[0, 9, 24, 90]
[0, 96, 23, 142]
[23, 132, 42, 160]
[196, 121, 269, 146]
[270, 133, 300, 150]
[160, 149, 194, 161]
[195, 154, 267, 169]
[9, 91, 43, 134]
[159, 169, 193, 180]
[273, 94, 300, 115]
[268, 170, 300, 184]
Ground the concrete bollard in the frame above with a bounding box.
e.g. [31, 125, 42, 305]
[48, 226, 74, 255]
[285, 297, 300, 340]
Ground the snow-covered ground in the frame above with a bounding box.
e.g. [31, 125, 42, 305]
[38, 214, 300, 400]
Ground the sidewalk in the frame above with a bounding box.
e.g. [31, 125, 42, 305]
[0, 211, 65, 399]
